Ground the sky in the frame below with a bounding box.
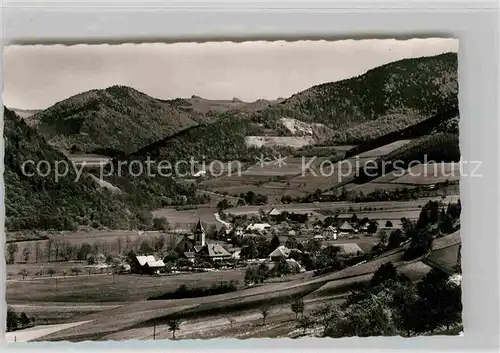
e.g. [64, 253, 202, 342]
[3, 38, 458, 110]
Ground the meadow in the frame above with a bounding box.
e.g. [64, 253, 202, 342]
[7, 269, 246, 303]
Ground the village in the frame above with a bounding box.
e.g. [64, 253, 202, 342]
[98, 207, 403, 277]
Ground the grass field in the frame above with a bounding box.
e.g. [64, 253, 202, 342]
[286, 140, 413, 193]
[26, 243, 430, 341]
[344, 182, 417, 194]
[425, 244, 460, 274]
[152, 207, 219, 230]
[432, 230, 461, 250]
[398, 261, 432, 281]
[354, 140, 412, 158]
[7, 269, 246, 303]
[390, 163, 460, 185]
[9, 303, 122, 326]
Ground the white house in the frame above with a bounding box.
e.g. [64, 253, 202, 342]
[246, 223, 272, 232]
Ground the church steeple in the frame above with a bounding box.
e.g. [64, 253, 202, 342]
[194, 219, 205, 247]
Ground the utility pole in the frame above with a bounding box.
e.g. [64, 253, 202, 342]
[153, 318, 156, 340]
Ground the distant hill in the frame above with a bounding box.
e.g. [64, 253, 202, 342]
[123, 53, 459, 168]
[31, 86, 201, 154]
[9, 108, 41, 120]
[160, 96, 282, 116]
[252, 52, 458, 144]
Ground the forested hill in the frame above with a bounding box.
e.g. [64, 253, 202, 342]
[250, 52, 458, 144]
[30, 85, 201, 154]
[129, 113, 281, 163]
[4, 107, 188, 232]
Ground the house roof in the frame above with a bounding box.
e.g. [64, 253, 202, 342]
[184, 252, 195, 259]
[269, 245, 291, 258]
[136, 255, 156, 266]
[339, 221, 355, 231]
[313, 234, 325, 240]
[136, 255, 165, 268]
[337, 243, 364, 255]
[268, 208, 281, 216]
[146, 260, 165, 268]
[206, 243, 231, 258]
[193, 245, 204, 253]
[246, 223, 271, 231]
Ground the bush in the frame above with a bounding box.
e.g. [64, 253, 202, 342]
[148, 281, 238, 300]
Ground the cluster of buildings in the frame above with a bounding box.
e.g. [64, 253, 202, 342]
[128, 206, 404, 275]
[129, 220, 233, 274]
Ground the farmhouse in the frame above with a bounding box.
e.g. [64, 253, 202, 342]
[130, 255, 165, 274]
[339, 221, 356, 233]
[323, 225, 337, 240]
[246, 223, 272, 232]
[269, 245, 291, 261]
[202, 243, 232, 261]
[267, 208, 282, 220]
[313, 234, 325, 241]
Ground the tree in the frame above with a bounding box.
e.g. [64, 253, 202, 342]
[274, 257, 291, 276]
[116, 237, 123, 255]
[153, 235, 166, 252]
[285, 235, 298, 249]
[47, 268, 56, 277]
[22, 245, 31, 263]
[163, 250, 179, 264]
[71, 267, 82, 276]
[19, 312, 31, 327]
[139, 240, 154, 254]
[313, 304, 333, 332]
[370, 262, 398, 288]
[77, 243, 92, 261]
[412, 269, 462, 333]
[385, 220, 393, 227]
[226, 317, 236, 330]
[387, 229, 405, 249]
[367, 221, 378, 235]
[54, 239, 61, 261]
[270, 234, 280, 250]
[7, 306, 18, 332]
[168, 319, 181, 340]
[291, 297, 305, 320]
[6, 243, 19, 264]
[18, 269, 29, 280]
[217, 199, 230, 211]
[46, 238, 54, 262]
[35, 241, 42, 263]
[325, 297, 396, 337]
[296, 315, 314, 335]
[152, 217, 169, 231]
[260, 306, 270, 325]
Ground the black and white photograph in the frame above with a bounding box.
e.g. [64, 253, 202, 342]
[4, 38, 462, 342]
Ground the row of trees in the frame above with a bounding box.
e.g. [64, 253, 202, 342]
[6, 225, 175, 265]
